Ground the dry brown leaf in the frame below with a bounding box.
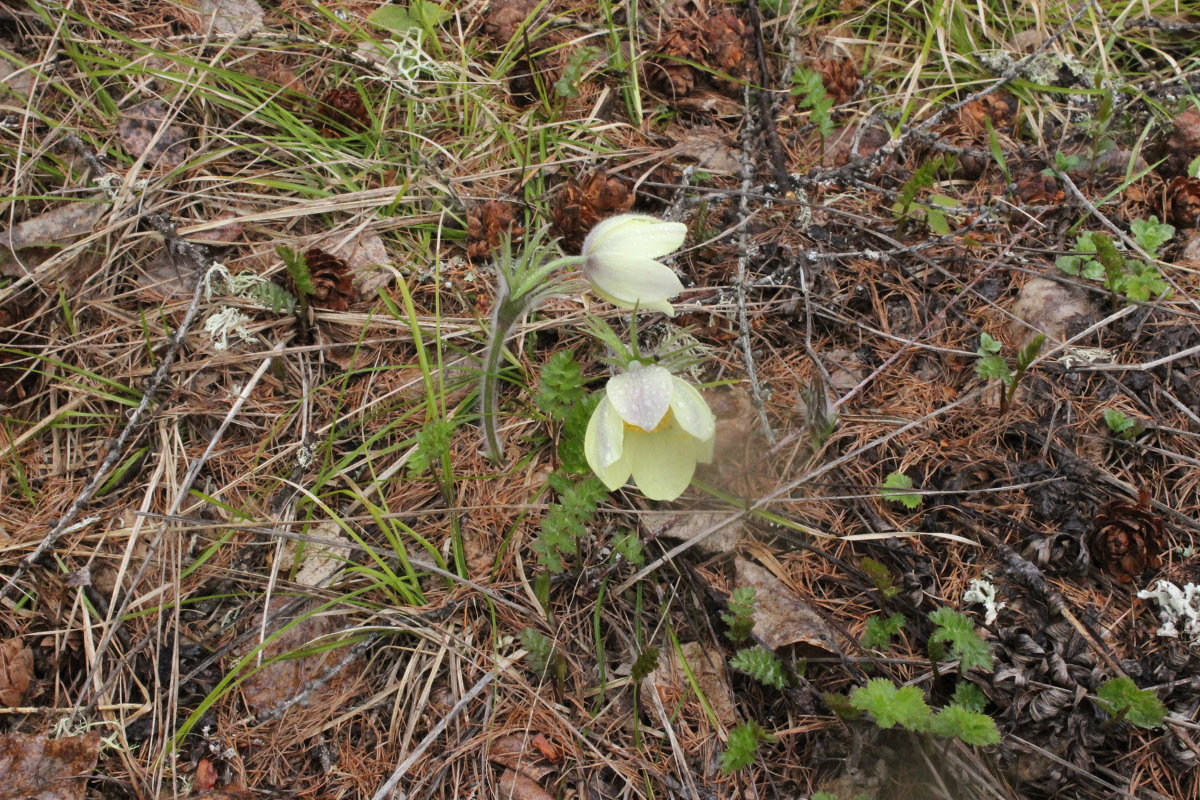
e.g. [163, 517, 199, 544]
[288, 522, 352, 587]
[0, 637, 33, 706]
[138, 249, 203, 298]
[1008, 277, 1098, 345]
[0, 731, 101, 800]
[642, 641, 739, 729]
[667, 126, 741, 174]
[640, 510, 742, 555]
[497, 768, 554, 800]
[194, 758, 219, 792]
[189, 0, 264, 35]
[0, 202, 106, 254]
[118, 100, 191, 166]
[316, 231, 394, 298]
[734, 558, 839, 654]
[488, 735, 556, 782]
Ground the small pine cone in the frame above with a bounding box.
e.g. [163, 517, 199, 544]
[956, 92, 1017, 135]
[303, 248, 355, 311]
[466, 200, 524, 261]
[1089, 497, 1165, 583]
[1013, 171, 1063, 205]
[646, 29, 702, 98]
[481, 0, 541, 44]
[1159, 109, 1200, 177]
[812, 57, 859, 104]
[1167, 176, 1200, 228]
[551, 171, 634, 251]
[701, 11, 748, 92]
[317, 87, 369, 136]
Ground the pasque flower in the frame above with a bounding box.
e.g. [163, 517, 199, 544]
[584, 363, 715, 501]
[581, 214, 687, 316]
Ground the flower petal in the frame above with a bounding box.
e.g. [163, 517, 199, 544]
[586, 253, 684, 309]
[606, 365, 673, 431]
[591, 283, 676, 316]
[669, 377, 716, 443]
[585, 396, 625, 469]
[623, 422, 700, 501]
[585, 215, 686, 259]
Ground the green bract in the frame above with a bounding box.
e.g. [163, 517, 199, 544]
[581, 214, 687, 316]
[584, 363, 715, 501]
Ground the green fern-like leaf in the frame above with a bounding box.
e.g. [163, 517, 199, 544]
[722, 586, 758, 643]
[951, 681, 988, 713]
[849, 678, 932, 730]
[929, 704, 1001, 746]
[730, 646, 788, 690]
[536, 350, 586, 422]
[520, 628, 555, 678]
[862, 612, 906, 650]
[631, 646, 660, 682]
[1015, 334, 1045, 373]
[719, 720, 774, 774]
[1097, 676, 1166, 729]
[532, 472, 606, 572]
[408, 417, 456, 475]
[243, 280, 298, 314]
[610, 529, 645, 566]
[893, 155, 952, 218]
[276, 245, 315, 297]
[1130, 216, 1174, 257]
[556, 392, 600, 475]
[881, 471, 921, 509]
[860, 557, 900, 599]
[928, 607, 993, 672]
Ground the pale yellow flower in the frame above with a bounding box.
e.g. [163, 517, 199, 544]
[581, 214, 687, 316]
[585, 363, 715, 501]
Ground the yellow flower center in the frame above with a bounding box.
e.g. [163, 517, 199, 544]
[624, 413, 672, 434]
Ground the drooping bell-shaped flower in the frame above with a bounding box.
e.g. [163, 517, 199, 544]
[584, 363, 715, 501]
[581, 214, 687, 316]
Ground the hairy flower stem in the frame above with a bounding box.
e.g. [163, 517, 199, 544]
[480, 253, 582, 462]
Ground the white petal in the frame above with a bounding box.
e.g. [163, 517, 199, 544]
[623, 422, 700, 501]
[591, 282, 676, 316]
[606, 365, 672, 431]
[589, 216, 687, 259]
[584, 397, 625, 469]
[669, 377, 716, 442]
[593, 449, 632, 491]
[586, 253, 684, 305]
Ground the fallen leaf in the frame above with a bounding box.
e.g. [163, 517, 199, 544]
[194, 758, 218, 792]
[666, 125, 742, 174]
[288, 522, 353, 587]
[488, 735, 555, 782]
[0, 203, 106, 255]
[315, 231, 394, 298]
[189, 0, 264, 35]
[118, 100, 192, 167]
[642, 641, 739, 729]
[640, 510, 742, 555]
[0, 731, 101, 800]
[735, 558, 839, 654]
[497, 767, 554, 800]
[1009, 277, 1098, 346]
[0, 637, 33, 706]
[138, 249, 203, 298]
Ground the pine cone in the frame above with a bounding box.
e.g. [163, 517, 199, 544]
[956, 92, 1017, 135]
[812, 57, 859, 104]
[303, 248, 355, 311]
[481, 0, 541, 44]
[1159, 109, 1200, 177]
[1014, 172, 1063, 205]
[317, 87, 369, 137]
[1168, 176, 1200, 228]
[466, 200, 524, 261]
[551, 171, 634, 251]
[1089, 497, 1164, 583]
[701, 11, 748, 92]
[646, 28, 703, 98]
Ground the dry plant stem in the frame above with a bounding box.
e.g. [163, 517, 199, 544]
[0, 138, 215, 606]
[736, 90, 775, 444]
[369, 649, 526, 800]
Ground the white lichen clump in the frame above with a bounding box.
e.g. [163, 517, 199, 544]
[1137, 580, 1200, 646]
[963, 578, 1004, 625]
[203, 306, 255, 351]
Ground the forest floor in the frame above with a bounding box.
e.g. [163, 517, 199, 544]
[3, 1, 1200, 799]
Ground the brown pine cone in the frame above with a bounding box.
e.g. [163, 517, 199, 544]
[481, 0, 541, 44]
[1167, 176, 1200, 228]
[646, 28, 703, 98]
[466, 200, 524, 261]
[551, 171, 634, 251]
[317, 87, 369, 137]
[302, 248, 355, 311]
[1013, 172, 1063, 205]
[701, 11, 748, 91]
[1158, 109, 1200, 177]
[812, 57, 859, 104]
[1089, 496, 1165, 583]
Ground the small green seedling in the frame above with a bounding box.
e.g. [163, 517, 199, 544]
[975, 332, 1045, 413]
[720, 720, 775, 773]
[1097, 676, 1166, 730]
[791, 67, 835, 142]
[881, 471, 921, 509]
[862, 612, 906, 650]
[928, 607, 993, 672]
[722, 586, 757, 643]
[730, 646, 789, 690]
[1103, 408, 1143, 440]
[1056, 217, 1174, 304]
